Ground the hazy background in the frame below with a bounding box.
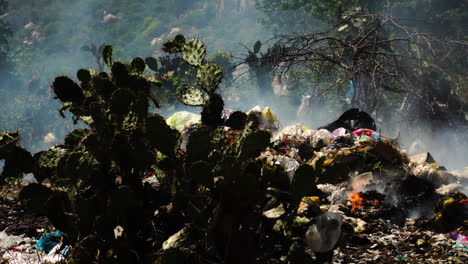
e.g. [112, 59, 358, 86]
[0, 0, 466, 170]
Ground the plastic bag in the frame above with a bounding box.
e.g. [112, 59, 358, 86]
[310, 129, 335, 147]
[166, 111, 200, 131]
[276, 125, 311, 146]
[247, 106, 280, 131]
[305, 211, 343, 252]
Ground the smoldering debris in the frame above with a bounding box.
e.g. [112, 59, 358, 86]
[1, 107, 467, 263]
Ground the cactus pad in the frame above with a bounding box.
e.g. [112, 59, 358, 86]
[103, 45, 113, 67]
[182, 39, 206, 67]
[145, 57, 159, 72]
[130, 57, 146, 75]
[196, 63, 223, 94]
[52, 76, 84, 103]
[179, 86, 208, 106]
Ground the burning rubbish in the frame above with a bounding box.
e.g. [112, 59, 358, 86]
[1, 105, 467, 263]
[230, 107, 467, 262]
[145, 107, 468, 262]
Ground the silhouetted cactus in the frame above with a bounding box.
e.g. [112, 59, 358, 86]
[52, 76, 84, 104]
[130, 57, 145, 75]
[1, 37, 341, 264]
[145, 57, 159, 71]
[200, 93, 224, 126]
[103, 45, 113, 67]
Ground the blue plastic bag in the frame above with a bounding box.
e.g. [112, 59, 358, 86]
[35, 230, 66, 254]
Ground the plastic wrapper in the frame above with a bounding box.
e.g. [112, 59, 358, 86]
[332, 127, 346, 137]
[310, 129, 335, 147]
[410, 163, 446, 188]
[166, 111, 200, 131]
[275, 125, 311, 146]
[305, 211, 343, 253]
[247, 106, 280, 131]
[275, 155, 300, 182]
[353, 128, 390, 142]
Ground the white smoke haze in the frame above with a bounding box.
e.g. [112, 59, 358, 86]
[0, 0, 465, 175]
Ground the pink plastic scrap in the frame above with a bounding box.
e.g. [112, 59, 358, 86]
[332, 127, 346, 137]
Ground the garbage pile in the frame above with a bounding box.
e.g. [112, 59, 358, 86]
[1, 107, 466, 263]
[166, 107, 467, 262]
[0, 186, 70, 263]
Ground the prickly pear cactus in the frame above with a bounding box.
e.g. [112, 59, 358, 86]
[130, 57, 146, 75]
[179, 86, 208, 106]
[182, 39, 206, 67]
[52, 76, 85, 103]
[196, 63, 223, 94]
[145, 57, 159, 71]
[103, 45, 113, 67]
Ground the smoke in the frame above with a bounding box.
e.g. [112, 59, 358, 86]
[0, 0, 465, 173]
[0, 0, 271, 153]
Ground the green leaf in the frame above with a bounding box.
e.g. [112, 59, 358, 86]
[52, 76, 84, 103]
[186, 126, 212, 162]
[33, 147, 65, 182]
[182, 39, 206, 67]
[19, 183, 54, 215]
[103, 45, 113, 67]
[173, 34, 186, 47]
[64, 129, 89, 149]
[77, 69, 92, 83]
[196, 63, 223, 93]
[130, 57, 146, 75]
[0, 132, 20, 160]
[2, 146, 34, 182]
[179, 86, 207, 106]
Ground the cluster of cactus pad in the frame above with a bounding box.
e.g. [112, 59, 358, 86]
[0, 36, 342, 263]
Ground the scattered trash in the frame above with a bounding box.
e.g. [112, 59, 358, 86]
[410, 152, 436, 164]
[36, 230, 67, 254]
[3, 242, 70, 264]
[332, 127, 347, 137]
[247, 106, 280, 131]
[352, 128, 390, 142]
[0, 230, 33, 251]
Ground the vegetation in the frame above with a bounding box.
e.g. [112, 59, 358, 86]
[255, 0, 467, 127]
[1, 37, 349, 263]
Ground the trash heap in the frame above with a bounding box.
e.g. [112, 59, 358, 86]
[166, 107, 468, 263]
[1, 107, 466, 263]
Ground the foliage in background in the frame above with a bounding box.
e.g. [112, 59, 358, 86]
[255, 0, 467, 129]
